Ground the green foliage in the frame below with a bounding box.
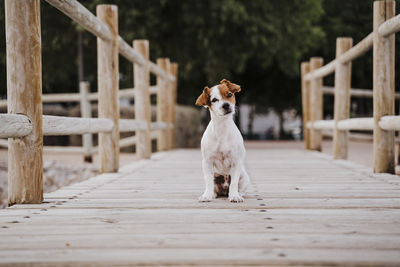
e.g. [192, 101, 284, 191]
[2, 0, 383, 115]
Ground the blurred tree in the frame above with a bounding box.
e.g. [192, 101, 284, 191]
[302, 0, 400, 118]
[0, 0, 324, 113]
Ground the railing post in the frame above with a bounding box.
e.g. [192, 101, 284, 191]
[373, 0, 395, 173]
[156, 58, 170, 151]
[170, 63, 178, 149]
[309, 57, 323, 151]
[333, 38, 353, 159]
[97, 5, 119, 172]
[300, 62, 311, 149]
[6, 0, 43, 204]
[80, 81, 93, 163]
[133, 40, 151, 159]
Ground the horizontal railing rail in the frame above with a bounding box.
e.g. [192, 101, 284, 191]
[44, 0, 174, 81]
[323, 86, 400, 99]
[301, 0, 399, 174]
[0, 85, 158, 108]
[0, 0, 178, 205]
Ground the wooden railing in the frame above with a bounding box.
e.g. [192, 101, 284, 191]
[301, 0, 398, 174]
[0, 0, 178, 205]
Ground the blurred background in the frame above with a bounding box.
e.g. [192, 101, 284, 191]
[1, 0, 398, 146]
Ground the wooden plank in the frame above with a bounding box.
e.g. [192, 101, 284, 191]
[1, 233, 400, 251]
[0, 147, 400, 265]
[0, 248, 399, 266]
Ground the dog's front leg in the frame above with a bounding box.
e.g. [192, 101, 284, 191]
[229, 165, 244, 202]
[198, 159, 215, 202]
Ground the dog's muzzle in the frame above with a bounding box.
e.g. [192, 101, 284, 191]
[222, 103, 232, 114]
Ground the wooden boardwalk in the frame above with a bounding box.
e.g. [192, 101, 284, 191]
[1, 147, 400, 266]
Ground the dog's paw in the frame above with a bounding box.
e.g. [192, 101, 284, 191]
[229, 193, 244, 203]
[198, 192, 214, 202]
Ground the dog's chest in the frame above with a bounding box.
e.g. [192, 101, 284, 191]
[210, 146, 234, 173]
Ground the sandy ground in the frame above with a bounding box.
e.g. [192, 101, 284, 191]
[0, 140, 397, 208]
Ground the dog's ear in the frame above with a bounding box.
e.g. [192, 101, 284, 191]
[195, 86, 211, 107]
[220, 79, 241, 93]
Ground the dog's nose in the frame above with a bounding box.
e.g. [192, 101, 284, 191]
[222, 103, 230, 110]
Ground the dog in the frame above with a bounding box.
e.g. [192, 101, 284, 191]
[195, 79, 250, 202]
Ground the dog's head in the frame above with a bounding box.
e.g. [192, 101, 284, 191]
[195, 79, 241, 116]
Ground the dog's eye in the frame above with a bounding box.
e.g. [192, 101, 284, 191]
[227, 93, 233, 98]
[212, 98, 218, 103]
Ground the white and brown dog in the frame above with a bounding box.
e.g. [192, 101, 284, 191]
[195, 79, 250, 202]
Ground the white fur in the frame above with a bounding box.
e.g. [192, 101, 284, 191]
[199, 85, 250, 202]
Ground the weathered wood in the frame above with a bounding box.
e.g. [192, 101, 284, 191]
[119, 136, 137, 148]
[379, 115, 400, 130]
[119, 119, 147, 132]
[304, 60, 335, 81]
[323, 86, 400, 99]
[300, 62, 311, 149]
[45, 0, 111, 41]
[166, 61, 174, 149]
[0, 86, 159, 108]
[6, 0, 43, 205]
[306, 120, 334, 130]
[80, 81, 93, 162]
[373, 0, 395, 174]
[333, 38, 353, 160]
[337, 117, 374, 130]
[338, 33, 373, 64]
[305, 33, 373, 81]
[151, 122, 168, 131]
[0, 114, 32, 138]
[43, 146, 84, 153]
[1, 148, 400, 265]
[170, 63, 178, 148]
[97, 5, 119, 173]
[44, 0, 174, 81]
[378, 13, 400, 37]
[309, 57, 323, 151]
[156, 58, 171, 151]
[133, 40, 151, 159]
[42, 115, 113, 135]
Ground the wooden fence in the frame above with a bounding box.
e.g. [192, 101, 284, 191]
[301, 0, 399, 174]
[0, 0, 178, 205]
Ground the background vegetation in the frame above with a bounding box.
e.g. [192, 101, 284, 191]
[0, 0, 398, 118]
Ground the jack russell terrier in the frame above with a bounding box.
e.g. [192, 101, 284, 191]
[195, 79, 250, 202]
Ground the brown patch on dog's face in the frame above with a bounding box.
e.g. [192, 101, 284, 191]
[218, 83, 236, 104]
[218, 79, 241, 105]
[195, 86, 211, 107]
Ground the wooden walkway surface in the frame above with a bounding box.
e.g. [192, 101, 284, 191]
[1, 147, 400, 266]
